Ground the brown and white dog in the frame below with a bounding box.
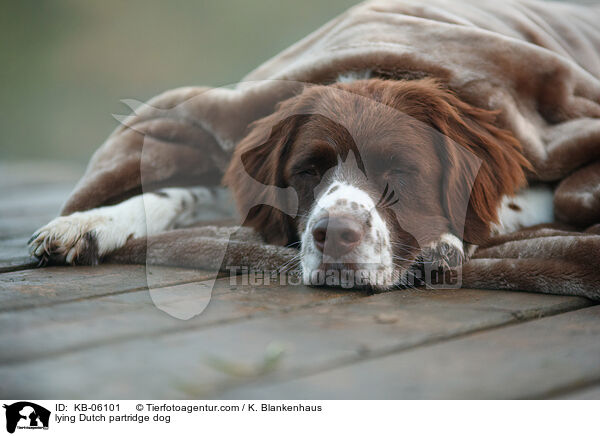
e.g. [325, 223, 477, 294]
[29, 76, 555, 289]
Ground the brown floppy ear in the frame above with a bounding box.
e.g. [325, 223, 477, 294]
[399, 79, 530, 244]
[436, 89, 530, 244]
[223, 98, 308, 245]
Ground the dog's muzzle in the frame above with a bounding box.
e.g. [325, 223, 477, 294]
[300, 181, 396, 288]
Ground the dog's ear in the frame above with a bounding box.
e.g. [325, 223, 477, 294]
[398, 79, 530, 244]
[224, 97, 308, 245]
[436, 89, 530, 244]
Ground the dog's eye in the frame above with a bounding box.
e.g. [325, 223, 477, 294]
[388, 164, 419, 176]
[388, 168, 409, 176]
[387, 167, 415, 182]
[297, 167, 319, 177]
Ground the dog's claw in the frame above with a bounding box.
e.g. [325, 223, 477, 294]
[27, 232, 39, 245]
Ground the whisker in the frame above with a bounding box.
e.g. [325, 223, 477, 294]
[376, 184, 390, 207]
[392, 256, 435, 266]
[278, 253, 301, 269]
[386, 198, 399, 207]
[276, 253, 302, 274]
[384, 188, 395, 205]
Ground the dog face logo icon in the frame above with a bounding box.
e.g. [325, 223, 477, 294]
[3, 402, 50, 433]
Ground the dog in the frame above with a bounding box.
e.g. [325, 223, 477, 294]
[29, 76, 554, 289]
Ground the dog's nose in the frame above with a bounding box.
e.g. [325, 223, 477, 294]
[312, 216, 363, 257]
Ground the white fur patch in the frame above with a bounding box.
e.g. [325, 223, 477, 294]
[336, 70, 372, 83]
[493, 185, 554, 235]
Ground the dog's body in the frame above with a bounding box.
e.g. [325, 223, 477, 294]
[29, 76, 555, 289]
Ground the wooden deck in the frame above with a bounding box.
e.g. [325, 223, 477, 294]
[1, 162, 599, 399]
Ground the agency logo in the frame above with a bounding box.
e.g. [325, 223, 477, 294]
[3, 402, 50, 434]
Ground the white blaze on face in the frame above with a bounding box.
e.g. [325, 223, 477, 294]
[300, 179, 397, 289]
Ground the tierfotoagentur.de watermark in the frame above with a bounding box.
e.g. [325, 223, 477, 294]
[226, 265, 461, 289]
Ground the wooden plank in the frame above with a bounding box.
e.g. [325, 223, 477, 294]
[0, 288, 589, 399]
[0, 265, 217, 311]
[0, 237, 36, 272]
[0, 214, 62, 239]
[0, 161, 71, 267]
[0, 257, 36, 273]
[0, 237, 31, 261]
[0, 183, 72, 218]
[0, 162, 78, 239]
[555, 384, 600, 399]
[0, 278, 362, 365]
[218, 305, 600, 399]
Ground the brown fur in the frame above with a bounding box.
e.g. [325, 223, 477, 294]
[224, 78, 530, 251]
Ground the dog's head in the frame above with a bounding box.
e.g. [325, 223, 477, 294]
[224, 78, 529, 288]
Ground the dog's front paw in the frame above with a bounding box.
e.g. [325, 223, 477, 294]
[420, 233, 465, 269]
[28, 214, 106, 265]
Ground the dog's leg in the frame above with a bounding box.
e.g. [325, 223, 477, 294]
[28, 187, 216, 265]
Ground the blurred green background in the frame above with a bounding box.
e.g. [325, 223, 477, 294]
[0, 0, 357, 163]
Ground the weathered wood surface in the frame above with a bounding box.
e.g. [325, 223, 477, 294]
[0, 287, 591, 399]
[0, 237, 36, 272]
[217, 305, 600, 399]
[0, 265, 218, 311]
[0, 275, 363, 365]
[556, 383, 600, 400]
[0, 162, 598, 399]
